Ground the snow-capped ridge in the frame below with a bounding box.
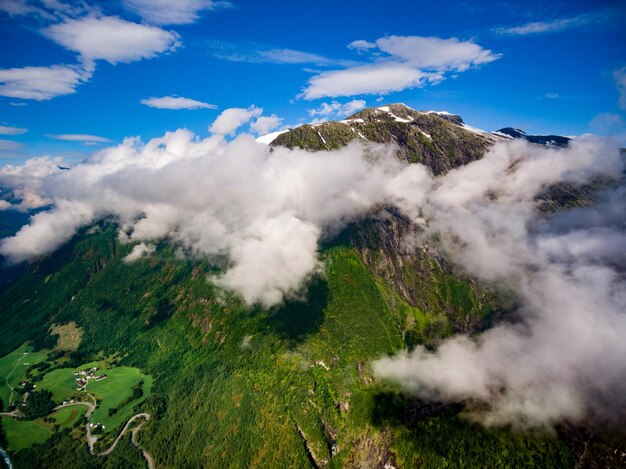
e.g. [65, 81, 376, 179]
[256, 130, 289, 145]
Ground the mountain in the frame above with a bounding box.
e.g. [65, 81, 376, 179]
[494, 127, 571, 147]
[272, 103, 500, 175]
[0, 104, 623, 469]
[270, 103, 572, 154]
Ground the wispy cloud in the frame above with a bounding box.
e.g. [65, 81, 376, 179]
[123, 0, 231, 25]
[0, 0, 91, 20]
[347, 40, 376, 53]
[47, 134, 111, 143]
[494, 11, 610, 35]
[615, 67, 626, 110]
[209, 41, 356, 67]
[308, 100, 366, 119]
[140, 96, 217, 110]
[0, 139, 23, 151]
[0, 125, 28, 135]
[258, 49, 353, 67]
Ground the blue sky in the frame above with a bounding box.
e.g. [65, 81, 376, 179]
[0, 0, 625, 165]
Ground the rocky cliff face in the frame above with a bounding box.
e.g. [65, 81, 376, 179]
[274, 104, 505, 336]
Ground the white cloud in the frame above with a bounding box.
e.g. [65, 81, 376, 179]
[140, 96, 217, 110]
[0, 129, 406, 307]
[2, 127, 625, 428]
[0, 125, 28, 135]
[209, 106, 262, 135]
[614, 67, 626, 110]
[0, 156, 64, 209]
[250, 115, 283, 135]
[47, 134, 111, 143]
[308, 99, 366, 118]
[375, 35, 500, 71]
[303, 63, 435, 100]
[43, 16, 180, 65]
[0, 64, 90, 101]
[0, 14, 182, 102]
[347, 39, 376, 52]
[302, 35, 499, 99]
[374, 137, 626, 428]
[123, 242, 156, 262]
[495, 11, 609, 35]
[123, 0, 229, 25]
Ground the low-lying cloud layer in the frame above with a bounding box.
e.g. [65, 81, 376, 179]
[0, 119, 624, 427]
[0, 117, 417, 306]
[374, 138, 626, 428]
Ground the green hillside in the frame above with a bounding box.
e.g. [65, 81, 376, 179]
[0, 105, 620, 468]
[0, 222, 578, 468]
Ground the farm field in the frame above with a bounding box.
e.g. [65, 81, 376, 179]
[0, 344, 47, 410]
[51, 406, 86, 429]
[1, 418, 51, 452]
[38, 361, 152, 434]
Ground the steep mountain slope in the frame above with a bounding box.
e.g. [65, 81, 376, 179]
[0, 105, 622, 468]
[0, 225, 576, 469]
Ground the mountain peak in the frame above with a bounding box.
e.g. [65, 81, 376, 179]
[271, 104, 496, 174]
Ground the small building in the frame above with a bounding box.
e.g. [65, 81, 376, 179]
[95, 374, 108, 381]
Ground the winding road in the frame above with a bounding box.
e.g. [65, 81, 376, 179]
[2, 366, 154, 469]
[53, 398, 153, 468]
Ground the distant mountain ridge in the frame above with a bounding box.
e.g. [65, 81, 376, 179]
[494, 127, 571, 147]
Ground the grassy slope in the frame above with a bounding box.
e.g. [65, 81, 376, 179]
[51, 406, 86, 429]
[1, 418, 51, 452]
[38, 361, 152, 434]
[0, 226, 574, 467]
[0, 344, 47, 410]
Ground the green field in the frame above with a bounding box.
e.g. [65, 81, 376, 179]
[38, 361, 152, 434]
[89, 367, 152, 433]
[37, 368, 78, 402]
[51, 406, 86, 429]
[0, 344, 48, 410]
[1, 417, 51, 451]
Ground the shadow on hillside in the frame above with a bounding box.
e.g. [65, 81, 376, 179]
[370, 391, 449, 429]
[141, 297, 175, 329]
[263, 275, 329, 343]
